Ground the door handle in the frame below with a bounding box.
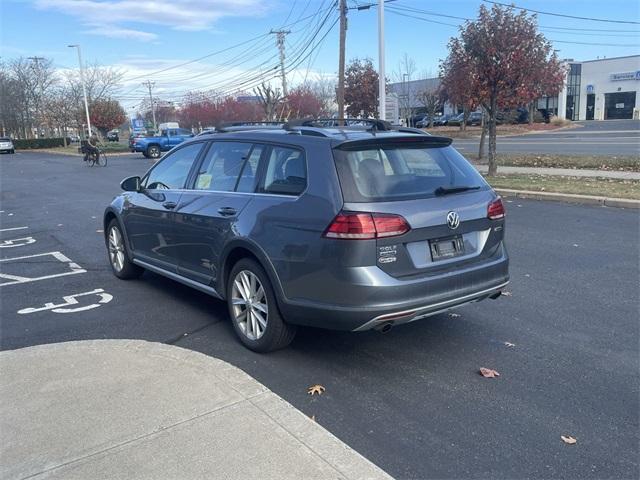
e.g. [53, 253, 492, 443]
[162, 201, 177, 210]
[218, 207, 237, 216]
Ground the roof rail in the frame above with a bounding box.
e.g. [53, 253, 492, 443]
[293, 118, 394, 131]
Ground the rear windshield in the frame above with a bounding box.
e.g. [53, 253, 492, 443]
[333, 145, 488, 202]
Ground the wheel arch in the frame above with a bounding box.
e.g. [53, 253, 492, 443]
[218, 239, 286, 304]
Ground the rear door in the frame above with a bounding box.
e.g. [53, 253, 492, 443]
[333, 140, 503, 278]
[122, 142, 205, 271]
[173, 141, 264, 285]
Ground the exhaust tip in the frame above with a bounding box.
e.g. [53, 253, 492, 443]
[375, 322, 394, 333]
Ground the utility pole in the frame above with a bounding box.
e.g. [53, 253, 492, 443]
[337, 0, 347, 122]
[27, 56, 45, 137]
[270, 29, 290, 98]
[68, 45, 92, 137]
[378, 0, 386, 120]
[142, 80, 157, 132]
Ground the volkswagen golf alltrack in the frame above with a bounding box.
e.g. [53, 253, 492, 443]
[104, 123, 509, 352]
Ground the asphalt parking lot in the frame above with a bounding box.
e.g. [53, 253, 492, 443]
[1, 151, 638, 479]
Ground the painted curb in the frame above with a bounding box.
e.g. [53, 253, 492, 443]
[495, 188, 640, 209]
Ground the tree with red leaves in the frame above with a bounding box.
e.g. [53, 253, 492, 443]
[89, 99, 126, 137]
[441, 4, 565, 175]
[344, 58, 379, 118]
[286, 86, 324, 118]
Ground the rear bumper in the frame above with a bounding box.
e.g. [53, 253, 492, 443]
[278, 247, 509, 331]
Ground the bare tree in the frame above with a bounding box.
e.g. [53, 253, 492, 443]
[393, 53, 417, 125]
[64, 63, 124, 103]
[417, 88, 442, 128]
[308, 75, 336, 116]
[254, 82, 282, 121]
[44, 87, 78, 145]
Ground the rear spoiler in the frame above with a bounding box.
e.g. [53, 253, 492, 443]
[333, 135, 453, 151]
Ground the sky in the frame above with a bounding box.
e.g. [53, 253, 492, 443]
[1, 0, 639, 111]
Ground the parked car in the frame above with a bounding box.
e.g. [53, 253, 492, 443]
[104, 123, 509, 352]
[415, 116, 435, 128]
[0, 137, 15, 154]
[107, 131, 119, 142]
[447, 113, 465, 126]
[468, 112, 483, 126]
[68, 134, 80, 143]
[432, 114, 453, 126]
[130, 128, 194, 158]
[409, 114, 428, 127]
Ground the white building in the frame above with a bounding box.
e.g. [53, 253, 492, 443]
[557, 55, 640, 121]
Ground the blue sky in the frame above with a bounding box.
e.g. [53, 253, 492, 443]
[1, 0, 639, 108]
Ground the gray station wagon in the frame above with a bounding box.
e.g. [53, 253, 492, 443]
[104, 121, 509, 352]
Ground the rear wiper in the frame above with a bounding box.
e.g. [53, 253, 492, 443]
[434, 186, 481, 196]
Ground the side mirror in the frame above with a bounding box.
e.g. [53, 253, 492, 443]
[121, 176, 141, 192]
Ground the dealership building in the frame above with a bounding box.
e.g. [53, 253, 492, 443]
[554, 55, 640, 121]
[387, 54, 640, 122]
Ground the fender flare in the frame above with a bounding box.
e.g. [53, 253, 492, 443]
[218, 238, 286, 304]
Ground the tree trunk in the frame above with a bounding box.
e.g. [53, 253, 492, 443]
[478, 110, 487, 160]
[529, 101, 534, 125]
[487, 103, 498, 176]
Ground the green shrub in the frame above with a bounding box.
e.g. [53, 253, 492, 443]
[13, 138, 71, 149]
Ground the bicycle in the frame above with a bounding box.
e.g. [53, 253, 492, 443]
[86, 148, 108, 167]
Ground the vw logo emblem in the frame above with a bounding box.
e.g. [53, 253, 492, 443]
[446, 211, 460, 230]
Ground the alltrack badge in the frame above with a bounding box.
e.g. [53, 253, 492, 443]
[446, 211, 460, 230]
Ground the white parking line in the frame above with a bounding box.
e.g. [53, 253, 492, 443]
[17, 288, 113, 314]
[0, 251, 86, 286]
[0, 237, 36, 248]
[0, 226, 28, 233]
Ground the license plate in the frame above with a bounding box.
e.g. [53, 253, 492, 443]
[430, 235, 465, 261]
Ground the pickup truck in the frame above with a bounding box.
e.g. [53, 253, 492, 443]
[131, 128, 194, 158]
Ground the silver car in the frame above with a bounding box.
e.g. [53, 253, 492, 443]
[0, 137, 15, 154]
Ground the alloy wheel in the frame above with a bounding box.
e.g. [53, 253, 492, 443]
[108, 226, 125, 272]
[231, 270, 268, 341]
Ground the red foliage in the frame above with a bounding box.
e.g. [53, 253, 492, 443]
[89, 99, 126, 135]
[178, 92, 263, 128]
[440, 4, 566, 173]
[344, 58, 379, 118]
[286, 86, 324, 118]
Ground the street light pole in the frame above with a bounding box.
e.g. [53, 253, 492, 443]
[68, 44, 91, 137]
[378, 0, 385, 120]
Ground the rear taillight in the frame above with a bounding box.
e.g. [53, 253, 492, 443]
[488, 197, 505, 220]
[323, 211, 410, 240]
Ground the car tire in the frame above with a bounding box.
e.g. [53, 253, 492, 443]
[9, 149, 15, 154]
[227, 258, 296, 353]
[106, 219, 143, 280]
[147, 145, 161, 159]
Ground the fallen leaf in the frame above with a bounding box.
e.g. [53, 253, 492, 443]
[57, 224, 63, 227]
[96, 229, 103, 233]
[501, 291, 512, 297]
[307, 384, 325, 396]
[448, 313, 461, 318]
[561, 435, 577, 445]
[524, 274, 531, 277]
[479, 367, 500, 378]
[310, 415, 316, 422]
[572, 244, 579, 247]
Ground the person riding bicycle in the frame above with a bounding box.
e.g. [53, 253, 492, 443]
[84, 133, 101, 162]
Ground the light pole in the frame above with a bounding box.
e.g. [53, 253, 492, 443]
[402, 73, 409, 126]
[68, 44, 91, 137]
[378, 0, 385, 120]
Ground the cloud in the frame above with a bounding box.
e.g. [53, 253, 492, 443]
[83, 26, 158, 42]
[34, 0, 268, 41]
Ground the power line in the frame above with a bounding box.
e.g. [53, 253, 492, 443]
[482, 0, 640, 25]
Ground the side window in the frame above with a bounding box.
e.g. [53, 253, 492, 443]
[178, 128, 192, 136]
[144, 143, 204, 190]
[261, 146, 306, 195]
[236, 144, 265, 193]
[195, 142, 252, 192]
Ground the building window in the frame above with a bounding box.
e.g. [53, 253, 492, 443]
[565, 63, 581, 121]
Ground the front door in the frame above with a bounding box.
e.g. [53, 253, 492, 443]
[174, 141, 265, 285]
[586, 94, 595, 120]
[122, 142, 206, 270]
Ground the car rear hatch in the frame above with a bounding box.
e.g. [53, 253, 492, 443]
[330, 135, 505, 279]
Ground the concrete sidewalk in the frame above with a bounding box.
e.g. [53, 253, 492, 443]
[474, 164, 640, 180]
[0, 340, 392, 480]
